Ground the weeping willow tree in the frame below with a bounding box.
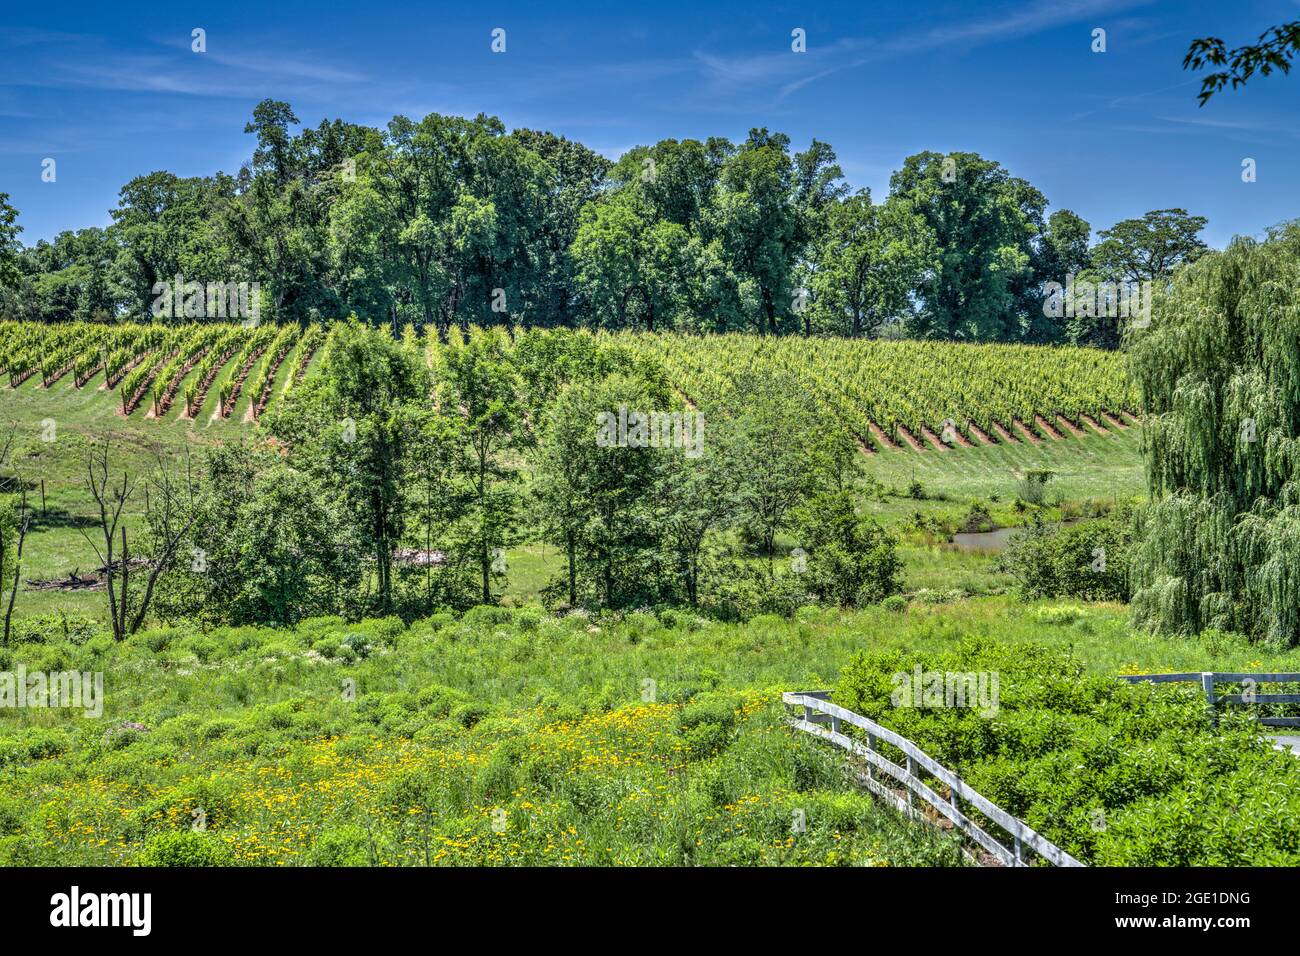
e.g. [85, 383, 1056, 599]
[1128, 223, 1300, 645]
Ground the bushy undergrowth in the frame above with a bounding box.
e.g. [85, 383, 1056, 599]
[0, 607, 963, 867]
[6, 599, 1300, 867]
[999, 509, 1132, 602]
[834, 636, 1300, 865]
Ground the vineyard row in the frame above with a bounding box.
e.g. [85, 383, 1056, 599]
[0, 321, 1137, 451]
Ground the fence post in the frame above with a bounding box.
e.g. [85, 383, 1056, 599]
[866, 732, 876, 782]
[1202, 672, 1218, 728]
[830, 714, 841, 736]
[905, 755, 917, 812]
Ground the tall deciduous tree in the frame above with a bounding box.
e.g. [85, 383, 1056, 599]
[153, 442, 360, 628]
[532, 374, 667, 607]
[0, 494, 26, 644]
[0, 424, 28, 643]
[441, 330, 524, 603]
[1032, 209, 1093, 344]
[655, 432, 735, 607]
[571, 195, 689, 330]
[0, 194, 22, 304]
[26, 228, 122, 323]
[81, 441, 200, 639]
[269, 320, 431, 613]
[722, 374, 834, 577]
[509, 129, 611, 327]
[810, 190, 935, 337]
[888, 151, 1045, 342]
[228, 101, 373, 324]
[1091, 208, 1208, 284]
[713, 130, 800, 334]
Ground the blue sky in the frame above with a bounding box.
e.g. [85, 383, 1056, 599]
[2, 0, 1298, 247]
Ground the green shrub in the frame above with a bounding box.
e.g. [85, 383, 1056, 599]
[137, 830, 235, 867]
[960, 502, 994, 533]
[1033, 605, 1086, 626]
[32, 728, 74, 760]
[1015, 469, 1055, 507]
[701, 560, 810, 620]
[514, 607, 544, 633]
[416, 684, 469, 717]
[1000, 509, 1132, 601]
[197, 718, 239, 741]
[678, 693, 743, 760]
[0, 792, 25, 836]
[912, 588, 964, 605]
[832, 637, 1300, 865]
[305, 825, 372, 866]
[451, 702, 489, 728]
[8, 614, 99, 646]
[461, 605, 515, 630]
[794, 492, 903, 608]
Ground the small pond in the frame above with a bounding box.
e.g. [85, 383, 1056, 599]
[950, 527, 1017, 552]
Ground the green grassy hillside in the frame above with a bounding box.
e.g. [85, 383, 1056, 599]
[0, 324, 1145, 622]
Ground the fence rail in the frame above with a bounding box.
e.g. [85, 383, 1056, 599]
[782, 691, 1084, 868]
[1117, 672, 1300, 727]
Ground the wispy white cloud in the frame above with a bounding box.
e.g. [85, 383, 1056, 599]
[52, 55, 265, 98]
[0, 27, 95, 50]
[881, 0, 1144, 55]
[1154, 114, 1269, 130]
[689, 36, 868, 97]
[150, 35, 372, 85]
[1063, 78, 1198, 124]
[2, 30, 380, 104]
[686, 0, 1151, 103]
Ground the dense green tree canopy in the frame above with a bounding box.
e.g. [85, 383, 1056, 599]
[1092, 209, 1209, 284]
[809, 190, 935, 338]
[1129, 224, 1300, 645]
[0, 99, 1209, 350]
[887, 151, 1045, 342]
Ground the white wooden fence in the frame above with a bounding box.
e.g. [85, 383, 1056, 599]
[1117, 671, 1300, 727]
[783, 691, 1084, 867]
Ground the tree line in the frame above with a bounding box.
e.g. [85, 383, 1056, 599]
[0, 100, 1209, 347]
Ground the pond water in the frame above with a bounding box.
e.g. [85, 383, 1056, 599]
[951, 527, 1017, 552]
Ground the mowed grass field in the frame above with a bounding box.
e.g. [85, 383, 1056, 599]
[862, 419, 1145, 503]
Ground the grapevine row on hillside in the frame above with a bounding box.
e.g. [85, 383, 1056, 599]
[0, 321, 328, 420]
[181, 327, 248, 417]
[247, 325, 302, 419]
[620, 332, 1137, 450]
[0, 322, 1136, 446]
[216, 325, 277, 417]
